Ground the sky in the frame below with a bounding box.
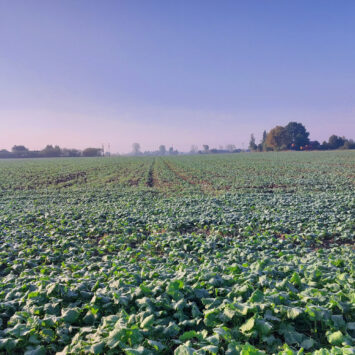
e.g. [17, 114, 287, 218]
[0, 1, 354, 153]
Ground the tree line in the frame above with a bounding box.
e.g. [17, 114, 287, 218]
[0, 145, 103, 158]
[130, 143, 179, 156]
[1, 123, 354, 159]
[130, 143, 242, 156]
[248, 122, 355, 151]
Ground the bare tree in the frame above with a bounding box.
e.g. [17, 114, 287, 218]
[190, 145, 198, 154]
[159, 145, 166, 155]
[226, 144, 236, 152]
[132, 143, 141, 155]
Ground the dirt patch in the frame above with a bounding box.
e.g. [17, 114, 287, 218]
[275, 233, 354, 250]
[53, 171, 87, 185]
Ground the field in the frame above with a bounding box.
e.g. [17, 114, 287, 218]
[0, 151, 354, 355]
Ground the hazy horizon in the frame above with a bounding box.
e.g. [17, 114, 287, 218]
[1, 1, 354, 154]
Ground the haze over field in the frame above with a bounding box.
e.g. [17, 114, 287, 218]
[1, 1, 355, 153]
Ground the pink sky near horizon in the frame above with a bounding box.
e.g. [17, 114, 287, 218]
[1, 106, 354, 154]
[1, 1, 355, 153]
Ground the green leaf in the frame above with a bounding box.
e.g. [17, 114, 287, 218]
[290, 272, 302, 286]
[204, 309, 220, 327]
[124, 346, 146, 355]
[141, 314, 154, 329]
[0, 338, 16, 352]
[179, 330, 198, 341]
[214, 327, 232, 342]
[327, 331, 344, 345]
[167, 280, 184, 299]
[240, 317, 255, 333]
[248, 289, 264, 303]
[201, 345, 219, 354]
[287, 308, 303, 319]
[300, 338, 314, 350]
[24, 346, 46, 355]
[223, 307, 236, 320]
[234, 303, 249, 315]
[146, 340, 166, 351]
[62, 308, 80, 324]
[331, 315, 345, 329]
[163, 322, 180, 337]
[90, 342, 105, 354]
[227, 342, 265, 354]
[139, 284, 152, 295]
[174, 345, 195, 355]
[256, 320, 272, 335]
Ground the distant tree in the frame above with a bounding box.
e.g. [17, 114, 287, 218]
[320, 140, 329, 150]
[82, 147, 102, 157]
[248, 134, 257, 151]
[341, 139, 355, 149]
[190, 145, 198, 154]
[265, 126, 289, 151]
[12, 145, 28, 153]
[256, 131, 267, 151]
[168, 146, 179, 155]
[284, 122, 310, 150]
[62, 148, 81, 157]
[132, 143, 141, 155]
[41, 145, 62, 157]
[262, 130, 267, 143]
[308, 141, 321, 150]
[12, 145, 29, 157]
[159, 145, 166, 155]
[0, 149, 12, 158]
[226, 144, 236, 152]
[202, 145, 209, 153]
[261, 130, 267, 151]
[327, 135, 346, 150]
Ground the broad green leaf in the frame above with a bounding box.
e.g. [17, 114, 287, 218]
[287, 308, 303, 320]
[179, 330, 198, 341]
[240, 317, 255, 333]
[174, 345, 195, 355]
[141, 314, 154, 329]
[300, 338, 314, 350]
[327, 331, 344, 345]
[62, 308, 80, 324]
[24, 346, 46, 355]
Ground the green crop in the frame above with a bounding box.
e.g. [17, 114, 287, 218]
[0, 151, 354, 354]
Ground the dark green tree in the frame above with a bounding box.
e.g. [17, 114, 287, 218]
[257, 130, 267, 151]
[284, 122, 310, 150]
[82, 148, 102, 157]
[12, 145, 29, 157]
[0, 149, 12, 158]
[249, 134, 257, 151]
[327, 135, 346, 149]
[41, 145, 62, 157]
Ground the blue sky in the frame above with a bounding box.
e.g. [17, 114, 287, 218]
[0, 1, 354, 152]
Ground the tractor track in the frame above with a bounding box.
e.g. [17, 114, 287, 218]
[162, 159, 215, 194]
[146, 158, 156, 187]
